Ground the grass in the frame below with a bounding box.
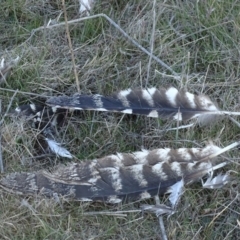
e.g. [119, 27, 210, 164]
[1, 0, 240, 239]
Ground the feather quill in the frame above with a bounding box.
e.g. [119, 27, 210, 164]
[0, 141, 237, 203]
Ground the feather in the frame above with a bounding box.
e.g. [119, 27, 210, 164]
[79, 0, 94, 15]
[0, 56, 19, 84]
[46, 87, 240, 124]
[45, 138, 72, 159]
[202, 173, 231, 189]
[0, 141, 237, 203]
[168, 179, 184, 207]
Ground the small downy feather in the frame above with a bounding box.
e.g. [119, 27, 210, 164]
[45, 138, 72, 159]
[202, 173, 231, 189]
[46, 87, 240, 124]
[0, 57, 19, 83]
[79, 0, 94, 15]
[168, 179, 184, 207]
[0, 141, 237, 203]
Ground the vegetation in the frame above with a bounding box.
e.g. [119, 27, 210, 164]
[0, 0, 240, 239]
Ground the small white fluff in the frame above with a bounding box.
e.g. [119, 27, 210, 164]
[0, 58, 5, 69]
[79, 0, 94, 15]
[45, 138, 72, 159]
[168, 179, 184, 207]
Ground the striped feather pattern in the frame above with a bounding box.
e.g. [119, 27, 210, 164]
[46, 87, 220, 122]
[0, 144, 228, 203]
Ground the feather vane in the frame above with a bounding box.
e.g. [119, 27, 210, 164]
[1, 142, 236, 203]
[168, 179, 184, 207]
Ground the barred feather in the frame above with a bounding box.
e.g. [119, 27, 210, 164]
[14, 87, 240, 126]
[0, 142, 235, 203]
[46, 87, 218, 123]
[46, 87, 240, 123]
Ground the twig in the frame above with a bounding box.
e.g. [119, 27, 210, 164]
[154, 196, 168, 240]
[228, 116, 240, 128]
[146, 0, 156, 86]
[25, 14, 178, 77]
[165, 123, 195, 131]
[0, 90, 18, 126]
[0, 133, 3, 173]
[0, 100, 3, 173]
[0, 87, 55, 98]
[23, 154, 56, 160]
[159, 216, 168, 240]
[208, 194, 238, 227]
[192, 226, 203, 240]
[112, 113, 126, 136]
[0, 90, 17, 173]
[62, 0, 80, 93]
[83, 209, 141, 216]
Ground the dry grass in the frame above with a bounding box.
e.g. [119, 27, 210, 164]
[1, 0, 240, 239]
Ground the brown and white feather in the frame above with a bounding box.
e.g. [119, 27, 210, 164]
[46, 87, 234, 125]
[0, 143, 229, 203]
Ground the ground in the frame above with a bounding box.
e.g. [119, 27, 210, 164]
[0, 0, 240, 239]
